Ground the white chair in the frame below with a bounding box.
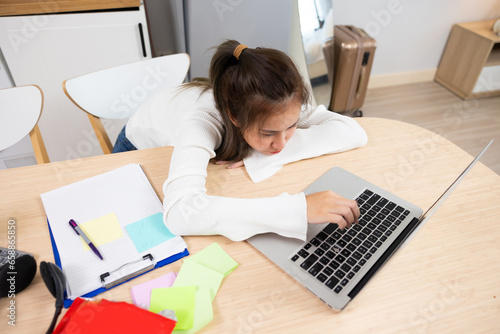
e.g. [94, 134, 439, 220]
[0, 85, 50, 164]
[63, 53, 190, 154]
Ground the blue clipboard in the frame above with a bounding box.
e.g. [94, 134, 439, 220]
[48, 219, 189, 308]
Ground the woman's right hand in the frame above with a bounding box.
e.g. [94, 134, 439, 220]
[305, 191, 360, 229]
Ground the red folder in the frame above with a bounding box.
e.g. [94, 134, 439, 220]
[53, 298, 176, 334]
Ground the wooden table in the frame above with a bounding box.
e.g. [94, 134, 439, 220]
[1, 117, 499, 333]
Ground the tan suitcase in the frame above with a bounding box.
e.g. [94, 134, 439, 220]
[325, 25, 376, 115]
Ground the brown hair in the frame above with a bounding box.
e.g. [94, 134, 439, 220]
[188, 40, 310, 161]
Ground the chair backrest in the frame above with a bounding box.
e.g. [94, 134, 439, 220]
[63, 53, 190, 154]
[0, 85, 50, 164]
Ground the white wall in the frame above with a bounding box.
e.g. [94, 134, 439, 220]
[333, 0, 500, 87]
[184, 0, 294, 79]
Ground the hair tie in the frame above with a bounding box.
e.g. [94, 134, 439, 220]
[233, 44, 248, 60]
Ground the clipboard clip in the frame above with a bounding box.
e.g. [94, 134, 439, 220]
[100, 254, 155, 289]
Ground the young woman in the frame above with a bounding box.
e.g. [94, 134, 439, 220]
[114, 40, 368, 241]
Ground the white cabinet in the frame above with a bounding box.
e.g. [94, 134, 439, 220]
[0, 6, 151, 162]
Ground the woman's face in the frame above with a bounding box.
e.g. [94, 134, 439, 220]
[242, 102, 301, 156]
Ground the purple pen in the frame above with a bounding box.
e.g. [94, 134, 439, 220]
[69, 219, 103, 260]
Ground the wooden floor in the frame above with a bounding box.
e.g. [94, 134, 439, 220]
[313, 80, 500, 175]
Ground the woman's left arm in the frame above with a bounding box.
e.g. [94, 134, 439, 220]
[243, 105, 368, 182]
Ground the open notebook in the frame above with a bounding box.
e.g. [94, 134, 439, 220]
[41, 164, 188, 305]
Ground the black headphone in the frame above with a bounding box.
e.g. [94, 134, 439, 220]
[0, 255, 66, 333]
[0, 254, 37, 297]
[40, 261, 66, 334]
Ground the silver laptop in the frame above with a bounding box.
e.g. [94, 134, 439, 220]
[248, 140, 493, 310]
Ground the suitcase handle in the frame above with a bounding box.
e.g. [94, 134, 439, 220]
[346, 25, 369, 38]
[356, 66, 367, 99]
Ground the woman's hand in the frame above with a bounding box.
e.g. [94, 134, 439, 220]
[216, 160, 245, 169]
[306, 191, 360, 229]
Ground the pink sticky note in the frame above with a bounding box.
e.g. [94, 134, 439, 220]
[130, 272, 177, 309]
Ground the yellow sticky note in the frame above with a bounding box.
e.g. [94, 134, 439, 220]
[79, 213, 123, 250]
[184, 243, 238, 277]
[173, 261, 223, 300]
[173, 288, 213, 334]
[150, 286, 196, 330]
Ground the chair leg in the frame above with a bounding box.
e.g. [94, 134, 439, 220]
[29, 125, 50, 164]
[87, 114, 113, 154]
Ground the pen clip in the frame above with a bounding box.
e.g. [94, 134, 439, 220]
[69, 219, 78, 233]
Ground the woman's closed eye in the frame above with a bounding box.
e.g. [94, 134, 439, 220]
[260, 120, 298, 137]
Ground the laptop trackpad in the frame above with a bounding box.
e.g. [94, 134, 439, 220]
[247, 224, 323, 267]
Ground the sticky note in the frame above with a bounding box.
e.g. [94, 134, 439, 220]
[130, 271, 177, 309]
[173, 288, 213, 334]
[80, 213, 123, 250]
[173, 261, 223, 300]
[150, 286, 196, 330]
[125, 212, 175, 253]
[184, 243, 238, 277]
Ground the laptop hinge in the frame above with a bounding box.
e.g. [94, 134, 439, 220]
[348, 217, 421, 298]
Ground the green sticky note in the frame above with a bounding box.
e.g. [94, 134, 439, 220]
[125, 212, 175, 253]
[150, 286, 196, 330]
[184, 243, 238, 277]
[173, 261, 223, 300]
[173, 288, 213, 334]
[80, 213, 123, 250]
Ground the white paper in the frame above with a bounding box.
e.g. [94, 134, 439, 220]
[40, 164, 187, 299]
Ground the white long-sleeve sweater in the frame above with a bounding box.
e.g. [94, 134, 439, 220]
[126, 86, 368, 241]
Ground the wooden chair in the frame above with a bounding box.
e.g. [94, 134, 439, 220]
[0, 85, 50, 164]
[62, 54, 190, 154]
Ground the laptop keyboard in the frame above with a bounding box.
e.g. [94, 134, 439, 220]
[291, 189, 410, 294]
